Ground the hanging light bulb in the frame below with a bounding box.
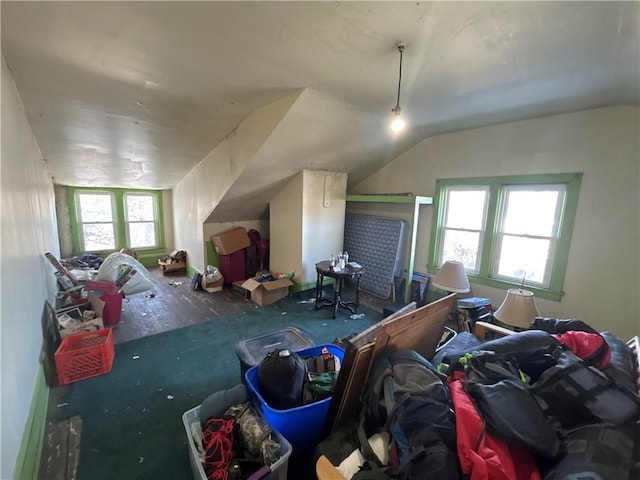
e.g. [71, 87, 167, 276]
[390, 107, 405, 133]
[390, 43, 407, 134]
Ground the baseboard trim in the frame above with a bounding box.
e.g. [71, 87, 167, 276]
[14, 365, 49, 480]
[186, 263, 201, 277]
[292, 279, 327, 294]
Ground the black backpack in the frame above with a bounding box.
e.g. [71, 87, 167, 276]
[356, 350, 460, 480]
[257, 349, 307, 410]
[532, 348, 640, 431]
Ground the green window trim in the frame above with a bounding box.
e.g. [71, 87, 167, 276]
[68, 187, 166, 256]
[428, 173, 582, 302]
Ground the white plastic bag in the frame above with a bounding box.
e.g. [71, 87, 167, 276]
[206, 265, 223, 282]
[95, 252, 155, 295]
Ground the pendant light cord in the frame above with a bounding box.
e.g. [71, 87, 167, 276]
[395, 45, 404, 110]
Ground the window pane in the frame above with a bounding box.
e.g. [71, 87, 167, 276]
[82, 224, 115, 251]
[503, 189, 561, 236]
[445, 190, 487, 230]
[442, 229, 480, 270]
[126, 195, 155, 222]
[78, 194, 113, 222]
[128, 222, 156, 248]
[496, 235, 550, 284]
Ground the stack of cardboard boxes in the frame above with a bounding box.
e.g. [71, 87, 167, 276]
[211, 227, 292, 306]
[211, 227, 251, 284]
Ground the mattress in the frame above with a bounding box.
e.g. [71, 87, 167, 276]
[343, 214, 407, 299]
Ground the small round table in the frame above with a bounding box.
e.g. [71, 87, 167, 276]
[314, 260, 365, 319]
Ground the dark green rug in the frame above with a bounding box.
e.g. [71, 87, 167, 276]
[61, 295, 383, 480]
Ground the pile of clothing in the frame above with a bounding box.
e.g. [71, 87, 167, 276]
[316, 318, 639, 480]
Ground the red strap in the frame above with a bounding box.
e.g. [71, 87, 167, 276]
[202, 417, 235, 480]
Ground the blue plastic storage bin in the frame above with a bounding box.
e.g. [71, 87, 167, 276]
[245, 343, 345, 455]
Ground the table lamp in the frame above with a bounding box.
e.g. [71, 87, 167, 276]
[431, 260, 470, 331]
[493, 288, 540, 329]
[431, 260, 471, 294]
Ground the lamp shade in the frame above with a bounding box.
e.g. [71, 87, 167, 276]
[493, 288, 540, 329]
[432, 261, 470, 293]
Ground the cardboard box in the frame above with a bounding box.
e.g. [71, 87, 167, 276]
[241, 277, 293, 306]
[59, 317, 105, 338]
[58, 292, 106, 338]
[211, 227, 251, 255]
[231, 280, 250, 299]
[158, 259, 186, 274]
[168, 250, 187, 262]
[202, 277, 224, 293]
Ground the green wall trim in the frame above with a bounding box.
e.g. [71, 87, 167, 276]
[137, 252, 165, 269]
[427, 265, 563, 301]
[205, 241, 220, 268]
[292, 280, 320, 294]
[186, 264, 201, 277]
[346, 194, 433, 205]
[14, 366, 49, 480]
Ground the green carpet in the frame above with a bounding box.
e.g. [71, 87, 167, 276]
[60, 295, 383, 480]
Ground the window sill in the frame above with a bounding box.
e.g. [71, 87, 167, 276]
[468, 275, 563, 302]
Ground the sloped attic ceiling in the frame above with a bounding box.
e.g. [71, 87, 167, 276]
[208, 88, 394, 222]
[2, 2, 638, 215]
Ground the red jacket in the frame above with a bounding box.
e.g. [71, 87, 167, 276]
[448, 371, 541, 480]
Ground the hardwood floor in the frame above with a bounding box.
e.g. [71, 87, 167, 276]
[38, 267, 391, 479]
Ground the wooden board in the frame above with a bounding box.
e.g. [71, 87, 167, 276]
[38, 415, 81, 480]
[323, 294, 456, 435]
[322, 302, 418, 436]
[370, 293, 456, 367]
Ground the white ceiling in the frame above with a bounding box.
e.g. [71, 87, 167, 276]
[2, 1, 639, 218]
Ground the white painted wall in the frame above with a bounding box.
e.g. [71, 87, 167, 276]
[161, 189, 175, 253]
[301, 170, 347, 284]
[270, 172, 304, 280]
[270, 170, 347, 285]
[173, 93, 300, 272]
[1, 56, 60, 479]
[353, 106, 640, 340]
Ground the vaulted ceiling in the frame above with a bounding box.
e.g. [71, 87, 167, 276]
[2, 2, 638, 205]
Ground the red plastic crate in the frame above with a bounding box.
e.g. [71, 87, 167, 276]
[55, 329, 115, 385]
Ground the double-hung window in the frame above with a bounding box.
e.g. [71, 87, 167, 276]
[429, 173, 582, 300]
[124, 193, 157, 249]
[70, 188, 163, 254]
[76, 192, 117, 251]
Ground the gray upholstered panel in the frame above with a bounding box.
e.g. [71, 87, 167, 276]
[343, 214, 407, 299]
